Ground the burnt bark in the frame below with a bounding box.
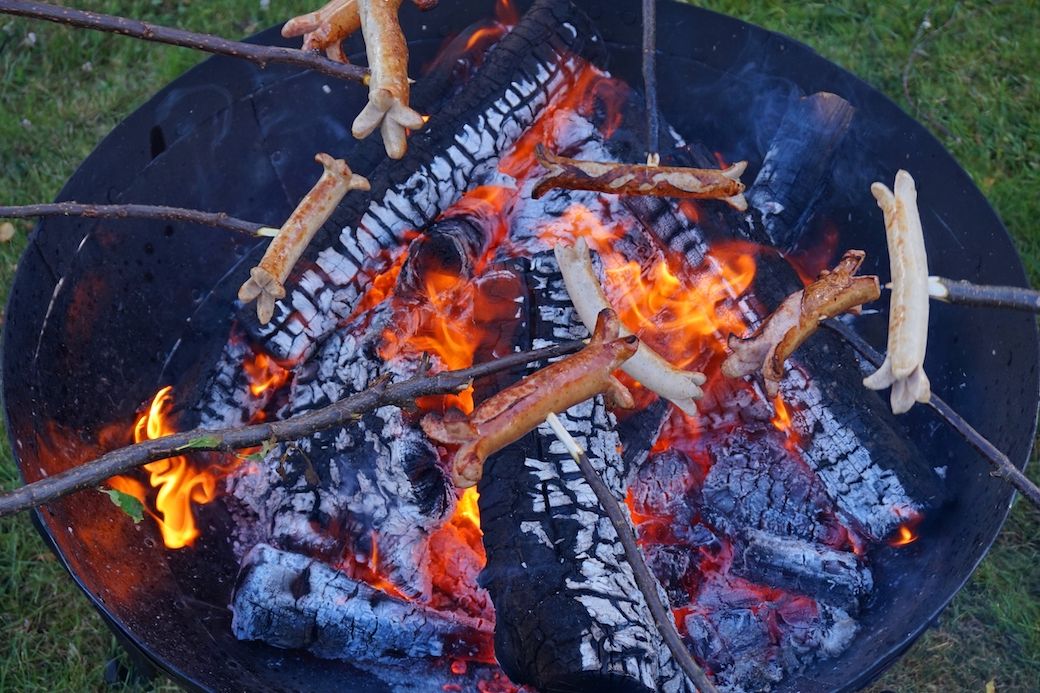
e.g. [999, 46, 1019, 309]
[478, 253, 689, 693]
[746, 93, 855, 251]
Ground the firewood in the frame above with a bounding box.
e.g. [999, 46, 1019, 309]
[722, 250, 880, 397]
[863, 170, 931, 414]
[532, 144, 748, 210]
[421, 308, 638, 487]
[238, 153, 370, 325]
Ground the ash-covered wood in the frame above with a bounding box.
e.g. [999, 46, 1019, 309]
[685, 590, 857, 693]
[701, 430, 846, 545]
[231, 543, 493, 661]
[478, 253, 690, 693]
[732, 530, 872, 612]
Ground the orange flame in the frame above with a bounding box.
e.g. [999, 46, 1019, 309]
[499, 64, 630, 179]
[381, 269, 484, 413]
[888, 508, 923, 547]
[454, 487, 482, 533]
[242, 351, 289, 397]
[889, 524, 918, 547]
[539, 204, 756, 370]
[111, 386, 220, 549]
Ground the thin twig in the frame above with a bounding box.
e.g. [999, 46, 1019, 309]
[822, 319, 1040, 510]
[0, 340, 584, 519]
[0, 0, 369, 84]
[545, 412, 719, 693]
[0, 202, 268, 236]
[641, 0, 659, 163]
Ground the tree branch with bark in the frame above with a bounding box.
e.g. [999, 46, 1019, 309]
[0, 340, 584, 519]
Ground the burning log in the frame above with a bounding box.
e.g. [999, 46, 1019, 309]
[722, 250, 881, 397]
[238, 153, 369, 325]
[252, 0, 605, 363]
[532, 144, 748, 209]
[863, 170, 932, 414]
[477, 254, 691, 693]
[421, 308, 638, 487]
[231, 543, 493, 661]
[554, 237, 707, 415]
[651, 112, 940, 541]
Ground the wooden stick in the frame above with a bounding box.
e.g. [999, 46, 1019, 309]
[926, 276, 1040, 313]
[641, 0, 659, 163]
[0, 340, 584, 519]
[0, 202, 268, 236]
[822, 319, 1040, 511]
[545, 413, 718, 693]
[0, 0, 369, 84]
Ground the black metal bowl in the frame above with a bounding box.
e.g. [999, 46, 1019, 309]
[4, 1, 1036, 691]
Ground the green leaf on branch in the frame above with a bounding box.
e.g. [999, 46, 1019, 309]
[242, 437, 277, 463]
[177, 435, 221, 451]
[103, 489, 144, 524]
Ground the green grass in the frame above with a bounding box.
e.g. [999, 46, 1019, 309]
[0, 1, 1038, 690]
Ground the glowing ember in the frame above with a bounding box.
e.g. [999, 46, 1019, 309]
[110, 386, 221, 549]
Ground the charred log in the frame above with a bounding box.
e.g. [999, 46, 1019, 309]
[702, 429, 846, 545]
[253, 0, 607, 363]
[231, 543, 493, 661]
[478, 253, 689, 693]
[223, 303, 454, 598]
[747, 92, 855, 251]
[732, 530, 872, 612]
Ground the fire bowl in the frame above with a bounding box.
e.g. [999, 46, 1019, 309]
[3, 1, 1036, 691]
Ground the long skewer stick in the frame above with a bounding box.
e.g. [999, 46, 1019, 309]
[545, 412, 719, 693]
[923, 276, 1040, 312]
[0, 341, 585, 519]
[642, 0, 659, 165]
[0, 202, 270, 237]
[0, 0, 369, 84]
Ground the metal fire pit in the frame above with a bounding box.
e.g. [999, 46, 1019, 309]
[3, 1, 1036, 691]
